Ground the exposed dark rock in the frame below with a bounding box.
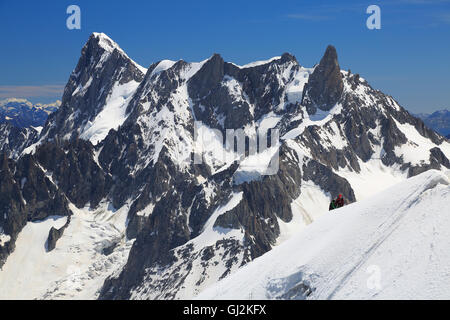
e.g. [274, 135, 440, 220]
[0, 153, 27, 267]
[34, 139, 111, 209]
[188, 54, 225, 100]
[302, 159, 356, 203]
[46, 216, 71, 252]
[0, 123, 39, 159]
[302, 45, 344, 112]
[190, 53, 300, 131]
[0, 151, 71, 267]
[102, 241, 119, 256]
[279, 282, 314, 300]
[215, 145, 302, 258]
[408, 147, 450, 177]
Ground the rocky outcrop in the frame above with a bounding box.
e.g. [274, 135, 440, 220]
[34, 139, 111, 209]
[0, 152, 71, 267]
[0, 153, 27, 267]
[302, 45, 344, 113]
[188, 53, 225, 100]
[302, 159, 356, 202]
[0, 123, 39, 159]
[215, 145, 302, 258]
[190, 53, 300, 130]
[46, 216, 71, 251]
[408, 147, 450, 177]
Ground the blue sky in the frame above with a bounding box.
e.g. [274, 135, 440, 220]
[0, 0, 449, 113]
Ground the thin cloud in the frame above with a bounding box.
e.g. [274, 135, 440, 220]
[438, 12, 450, 23]
[396, 0, 450, 4]
[0, 85, 65, 99]
[286, 13, 331, 21]
[285, 2, 367, 21]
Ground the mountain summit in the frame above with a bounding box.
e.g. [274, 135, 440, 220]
[302, 45, 344, 113]
[39, 32, 147, 144]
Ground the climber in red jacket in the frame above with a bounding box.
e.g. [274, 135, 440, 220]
[329, 194, 345, 211]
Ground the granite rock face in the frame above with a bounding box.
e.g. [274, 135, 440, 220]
[302, 45, 344, 113]
[0, 123, 39, 159]
[46, 216, 71, 252]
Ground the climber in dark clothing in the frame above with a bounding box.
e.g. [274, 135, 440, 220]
[329, 194, 345, 211]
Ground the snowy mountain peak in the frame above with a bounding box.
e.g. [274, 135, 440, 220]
[234, 53, 298, 69]
[322, 45, 338, 64]
[0, 98, 61, 111]
[148, 59, 178, 78]
[87, 32, 147, 74]
[34, 100, 62, 111]
[90, 32, 124, 54]
[280, 52, 298, 64]
[37, 33, 147, 144]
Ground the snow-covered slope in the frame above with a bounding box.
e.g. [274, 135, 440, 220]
[0, 202, 133, 300]
[197, 170, 450, 300]
[0, 122, 40, 159]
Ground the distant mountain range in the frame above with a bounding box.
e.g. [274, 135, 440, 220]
[415, 110, 450, 137]
[0, 98, 60, 128]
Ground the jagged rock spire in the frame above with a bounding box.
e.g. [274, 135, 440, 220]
[302, 45, 344, 113]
